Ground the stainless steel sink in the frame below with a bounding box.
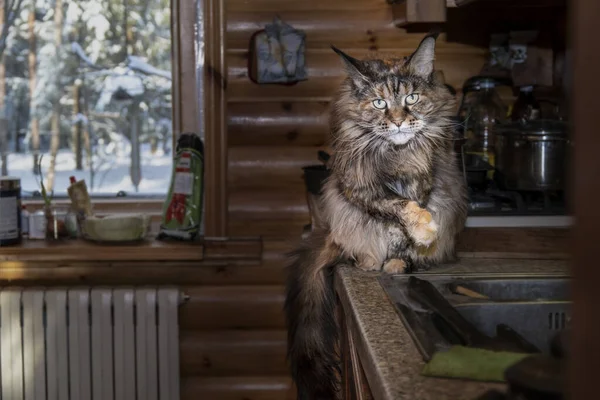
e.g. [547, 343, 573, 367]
[378, 274, 571, 360]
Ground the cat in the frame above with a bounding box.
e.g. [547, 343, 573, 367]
[284, 33, 468, 400]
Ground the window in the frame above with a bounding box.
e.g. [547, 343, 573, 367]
[0, 0, 173, 199]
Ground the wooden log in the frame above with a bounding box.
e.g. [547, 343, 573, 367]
[180, 285, 285, 330]
[228, 146, 324, 193]
[226, 12, 488, 50]
[227, 0, 390, 12]
[227, 50, 485, 101]
[180, 330, 288, 376]
[228, 102, 331, 146]
[181, 376, 293, 400]
[0, 262, 286, 286]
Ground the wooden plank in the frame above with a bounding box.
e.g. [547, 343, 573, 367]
[227, 0, 390, 12]
[226, 13, 488, 50]
[228, 102, 330, 147]
[0, 238, 262, 262]
[227, 50, 485, 100]
[181, 376, 293, 400]
[0, 240, 204, 262]
[0, 262, 287, 286]
[180, 286, 285, 330]
[228, 145, 324, 193]
[180, 330, 288, 376]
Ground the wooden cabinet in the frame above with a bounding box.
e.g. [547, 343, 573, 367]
[338, 296, 375, 400]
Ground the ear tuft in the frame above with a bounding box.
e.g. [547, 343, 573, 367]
[331, 45, 368, 83]
[408, 34, 437, 77]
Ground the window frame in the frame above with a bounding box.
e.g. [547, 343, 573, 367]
[21, 0, 229, 238]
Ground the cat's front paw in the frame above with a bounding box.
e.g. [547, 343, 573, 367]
[403, 201, 438, 246]
[356, 255, 381, 271]
[382, 258, 408, 274]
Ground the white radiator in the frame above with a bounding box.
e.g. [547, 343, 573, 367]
[0, 287, 181, 400]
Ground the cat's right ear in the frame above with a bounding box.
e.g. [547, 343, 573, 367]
[331, 45, 369, 84]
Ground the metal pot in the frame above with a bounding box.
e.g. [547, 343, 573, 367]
[495, 120, 570, 192]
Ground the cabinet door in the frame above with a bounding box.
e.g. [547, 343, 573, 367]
[339, 300, 374, 400]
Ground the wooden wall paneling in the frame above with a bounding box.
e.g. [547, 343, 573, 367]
[227, 50, 486, 101]
[203, 0, 229, 237]
[226, 10, 493, 50]
[225, 0, 489, 239]
[228, 0, 390, 12]
[179, 285, 285, 330]
[181, 376, 293, 400]
[180, 330, 287, 376]
[228, 102, 330, 147]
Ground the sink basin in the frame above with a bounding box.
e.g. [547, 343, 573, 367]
[378, 274, 571, 360]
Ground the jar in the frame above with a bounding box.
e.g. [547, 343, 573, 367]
[463, 78, 508, 180]
[0, 177, 22, 245]
[28, 209, 47, 240]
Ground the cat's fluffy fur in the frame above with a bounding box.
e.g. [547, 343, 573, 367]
[285, 34, 468, 399]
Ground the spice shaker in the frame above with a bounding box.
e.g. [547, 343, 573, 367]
[0, 177, 22, 245]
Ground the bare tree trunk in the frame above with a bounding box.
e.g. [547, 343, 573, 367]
[72, 81, 82, 170]
[45, 0, 63, 190]
[28, 3, 39, 174]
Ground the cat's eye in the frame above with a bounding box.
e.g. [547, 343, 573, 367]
[405, 93, 420, 105]
[372, 99, 388, 110]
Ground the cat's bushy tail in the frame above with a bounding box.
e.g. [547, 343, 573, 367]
[284, 229, 342, 400]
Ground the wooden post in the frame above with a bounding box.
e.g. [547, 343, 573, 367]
[172, 0, 228, 238]
[571, 1, 600, 399]
[202, 0, 228, 238]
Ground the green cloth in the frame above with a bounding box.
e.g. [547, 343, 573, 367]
[421, 346, 531, 382]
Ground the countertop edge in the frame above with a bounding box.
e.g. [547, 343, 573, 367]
[334, 258, 570, 399]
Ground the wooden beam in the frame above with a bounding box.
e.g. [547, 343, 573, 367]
[571, 0, 600, 399]
[202, 0, 229, 237]
[0, 237, 261, 263]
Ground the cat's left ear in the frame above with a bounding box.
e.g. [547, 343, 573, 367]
[408, 33, 438, 77]
[331, 45, 369, 84]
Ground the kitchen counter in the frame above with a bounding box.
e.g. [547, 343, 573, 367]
[334, 257, 570, 400]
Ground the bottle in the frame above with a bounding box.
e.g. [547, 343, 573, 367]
[67, 176, 93, 218]
[21, 205, 29, 238]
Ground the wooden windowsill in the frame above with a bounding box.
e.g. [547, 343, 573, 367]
[0, 239, 204, 262]
[0, 236, 263, 263]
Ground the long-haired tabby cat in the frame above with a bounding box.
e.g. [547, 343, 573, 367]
[284, 33, 468, 399]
